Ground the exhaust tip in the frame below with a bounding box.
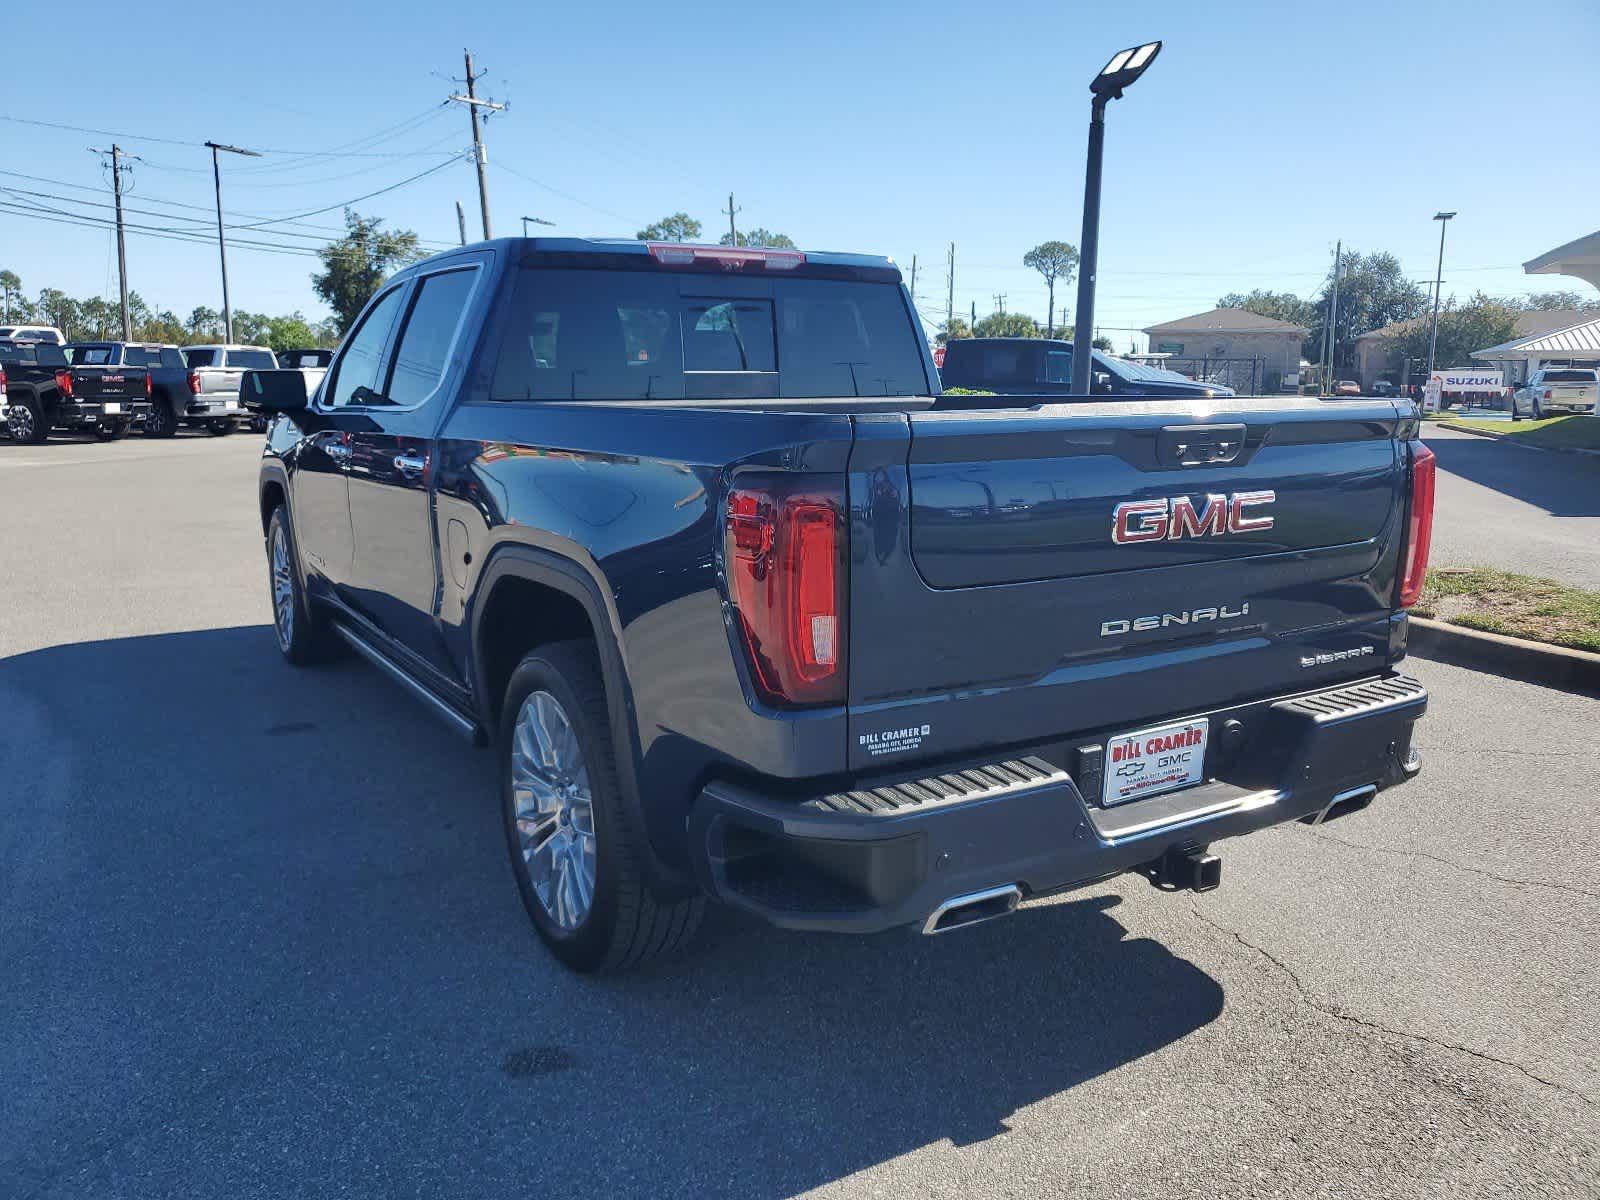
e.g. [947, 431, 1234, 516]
[922, 884, 1022, 935]
[1303, 783, 1377, 826]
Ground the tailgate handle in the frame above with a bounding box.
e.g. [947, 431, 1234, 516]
[1158, 424, 1246, 467]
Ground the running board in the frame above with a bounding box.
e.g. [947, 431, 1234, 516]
[332, 621, 484, 745]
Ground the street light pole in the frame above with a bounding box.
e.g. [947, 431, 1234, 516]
[1425, 211, 1456, 380]
[521, 215, 554, 237]
[204, 141, 261, 344]
[1071, 41, 1161, 396]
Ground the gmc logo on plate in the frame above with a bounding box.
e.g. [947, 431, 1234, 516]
[1112, 491, 1275, 544]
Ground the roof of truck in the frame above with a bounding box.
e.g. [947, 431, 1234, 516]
[400, 237, 902, 279]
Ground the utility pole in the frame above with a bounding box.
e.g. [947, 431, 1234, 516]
[946, 243, 955, 326]
[970, 301, 976, 326]
[993, 293, 1006, 315]
[449, 49, 505, 239]
[204, 141, 261, 344]
[722, 192, 740, 245]
[908, 254, 918, 303]
[90, 144, 135, 340]
[1328, 241, 1342, 394]
[456, 201, 467, 246]
[1320, 240, 1340, 394]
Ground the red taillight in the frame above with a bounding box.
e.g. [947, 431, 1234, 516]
[144, 373, 153, 396]
[1398, 441, 1436, 608]
[647, 242, 805, 271]
[54, 369, 73, 396]
[724, 477, 846, 706]
[1544, 390, 1553, 401]
[187, 371, 201, 395]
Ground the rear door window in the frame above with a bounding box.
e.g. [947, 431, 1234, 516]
[490, 268, 926, 401]
[383, 268, 478, 407]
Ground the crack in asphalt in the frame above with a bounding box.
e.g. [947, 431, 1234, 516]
[1302, 829, 1600, 901]
[1188, 901, 1598, 1112]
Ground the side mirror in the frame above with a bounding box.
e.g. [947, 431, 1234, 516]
[241, 369, 308, 413]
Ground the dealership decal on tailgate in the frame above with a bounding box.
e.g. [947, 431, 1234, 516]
[1103, 718, 1209, 807]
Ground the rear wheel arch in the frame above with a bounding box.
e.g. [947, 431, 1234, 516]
[469, 546, 688, 894]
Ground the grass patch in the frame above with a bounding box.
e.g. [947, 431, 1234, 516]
[1443, 414, 1600, 452]
[1414, 567, 1600, 653]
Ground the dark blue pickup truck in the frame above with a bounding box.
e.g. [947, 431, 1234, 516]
[249, 237, 1433, 972]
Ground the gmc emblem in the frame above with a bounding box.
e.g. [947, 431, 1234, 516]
[1112, 491, 1275, 544]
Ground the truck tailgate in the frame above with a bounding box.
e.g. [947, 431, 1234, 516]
[845, 398, 1410, 771]
[70, 368, 148, 403]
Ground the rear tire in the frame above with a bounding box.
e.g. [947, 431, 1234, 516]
[1532, 398, 1544, 421]
[8, 397, 48, 444]
[1510, 395, 1522, 422]
[501, 640, 703, 973]
[96, 420, 132, 442]
[143, 398, 179, 438]
[266, 506, 338, 665]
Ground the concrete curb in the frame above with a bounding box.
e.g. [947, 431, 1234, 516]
[1409, 616, 1600, 696]
[1436, 420, 1600, 459]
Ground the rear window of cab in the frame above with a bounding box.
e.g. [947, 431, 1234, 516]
[488, 268, 928, 401]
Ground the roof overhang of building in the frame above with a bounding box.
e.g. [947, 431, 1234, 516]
[1523, 231, 1600, 290]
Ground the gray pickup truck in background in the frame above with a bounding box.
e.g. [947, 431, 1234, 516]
[161, 344, 278, 436]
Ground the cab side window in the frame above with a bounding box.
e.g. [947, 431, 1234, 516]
[325, 286, 406, 409]
[384, 269, 478, 408]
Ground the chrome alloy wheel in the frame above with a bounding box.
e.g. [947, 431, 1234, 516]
[9, 404, 34, 441]
[270, 522, 295, 651]
[512, 691, 596, 930]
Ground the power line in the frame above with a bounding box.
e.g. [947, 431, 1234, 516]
[488, 160, 642, 226]
[1, 112, 462, 159]
[228, 155, 466, 230]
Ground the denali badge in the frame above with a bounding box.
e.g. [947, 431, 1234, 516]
[1100, 603, 1249, 637]
[1112, 491, 1275, 544]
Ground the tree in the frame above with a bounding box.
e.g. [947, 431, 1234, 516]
[719, 228, 796, 248]
[1217, 288, 1318, 332]
[936, 316, 974, 344]
[0, 270, 20, 323]
[635, 213, 702, 243]
[973, 312, 1042, 338]
[1022, 241, 1078, 336]
[263, 312, 323, 352]
[35, 289, 79, 338]
[1092, 336, 1114, 351]
[1307, 249, 1429, 375]
[188, 306, 221, 339]
[1390, 293, 1518, 372]
[1516, 290, 1600, 313]
[313, 209, 422, 336]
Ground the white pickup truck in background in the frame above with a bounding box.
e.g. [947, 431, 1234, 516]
[179, 345, 278, 435]
[1511, 368, 1599, 419]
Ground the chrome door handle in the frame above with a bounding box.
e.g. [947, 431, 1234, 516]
[393, 453, 426, 478]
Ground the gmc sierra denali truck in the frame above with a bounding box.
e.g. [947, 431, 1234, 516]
[1, 338, 153, 442]
[248, 237, 1433, 973]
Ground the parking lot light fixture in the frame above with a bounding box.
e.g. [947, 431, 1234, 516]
[1425, 211, 1456, 381]
[204, 141, 262, 345]
[1072, 41, 1162, 395]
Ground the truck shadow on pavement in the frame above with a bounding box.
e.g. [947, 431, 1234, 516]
[0, 625, 1223, 1199]
[1429, 430, 1600, 517]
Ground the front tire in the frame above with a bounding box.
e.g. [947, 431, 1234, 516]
[266, 506, 337, 665]
[8, 398, 48, 444]
[502, 641, 703, 972]
[143, 398, 179, 438]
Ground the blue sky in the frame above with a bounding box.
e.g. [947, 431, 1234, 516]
[4, 0, 1596, 349]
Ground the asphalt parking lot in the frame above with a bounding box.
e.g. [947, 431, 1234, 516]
[1427, 423, 1600, 587]
[2, 432, 1597, 1199]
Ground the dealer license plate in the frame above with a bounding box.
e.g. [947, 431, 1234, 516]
[225, 400, 239, 411]
[103, 403, 121, 415]
[1103, 717, 1209, 807]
